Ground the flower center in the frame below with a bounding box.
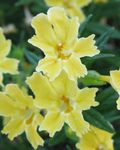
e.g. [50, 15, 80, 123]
[96, 144, 106, 150]
[61, 96, 73, 113]
[57, 43, 71, 60]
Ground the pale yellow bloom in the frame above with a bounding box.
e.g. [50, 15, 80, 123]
[0, 84, 44, 149]
[0, 28, 19, 85]
[28, 7, 99, 81]
[101, 69, 120, 110]
[45, 0, 91, 22]
[94, 0, 108, 3]
[76, 126, 114, 150]
[26, 71, 99, 137]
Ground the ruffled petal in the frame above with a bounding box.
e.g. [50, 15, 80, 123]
[74, 35, 99, 57]
[63, 55, 87, 80]
[5, 84, 33, 109]
[2, 118, 25, 140]
[36, 57, 62, 80]
[76, 88, 99, 110]
[28, 13, 58, 56]
[0, 58, 19, 74]
[66, 110, 89, 137]
[0, 28, 11, 59]
[26, 72, 58, 109]
[48, 7, 70, 43]
[40, 111, 65, 137]
[0, 93, 17, 117]
[26, 125, 44, 149]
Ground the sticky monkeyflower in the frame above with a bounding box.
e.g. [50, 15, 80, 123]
[0, 84, 44, 149]
[28, 7, 99, 81]
[101, 69, 120, 110]
[26, 71, 99, 137]
[0, 28, 19, 85]
[76, 126, 114, 150]
[44, 0, 91, 22]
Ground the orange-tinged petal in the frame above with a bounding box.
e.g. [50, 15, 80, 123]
[66, 110, 89, 137]
[26, 72, 57, 109]
[26, 125, 44, 149]
[63, 55, 87, 80]
[36, 57, 62, 80]
[2, 118, 25, 140]
[40, 111, 65, 137]
[0, 93, 17, 117]
[74, 35, 99, 57]
[76, 88, 99, 110]
[0, 58, 19, 74]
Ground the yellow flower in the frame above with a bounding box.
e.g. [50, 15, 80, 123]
[45, 0, 91, 22]
[0, 28, 19, 85]
[101, 70, 120, 110]
[94, 0, 108, 3]
[0, 84, 44, 149]
[76, 126, 114, 150]
[28, 7, 99, 81]
[26, 71, 99, 137]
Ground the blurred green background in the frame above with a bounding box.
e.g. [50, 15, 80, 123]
[0, 0, 120, 149]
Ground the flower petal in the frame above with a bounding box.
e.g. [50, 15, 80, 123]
[0, 93, 17, 117]
[5, 84, 33, 109]
[36, 57, 62, 80]
[66, 110, 89, 137]
[2, 118, 25, 140]
[76, 88, 99, 110]
[67, 5, 85, 22]
[51, 71, 78, 98]
[48, 7, 69, 42]
[26, 125, 44, 149]
[0, 58, 19, 74]
[77, 0, 91, 7]
[28, 13, 58, 56]
[74, 35, 99, 57]
[110, 70, 120, 94]
[40, 111, 65, 137]
[63, 55, 87, 80]
[116, 97, 120, 110]
[0, 28, 11, 59]
[26, 72, 58, 109]
[0, 73, 3, 86]
[45, 0, 63, 6]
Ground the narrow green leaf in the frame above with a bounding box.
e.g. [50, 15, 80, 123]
[83, 108, 115, 133]
[79, 14, 92, 36]
[79, 70, 106, 86]
[24, 49, 39, 65]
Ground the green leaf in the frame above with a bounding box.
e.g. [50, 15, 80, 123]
[79, 14, 92, 36]
[96, 28, 114, 49]
[79, 70, 106, 86]
[83, 108, 115, 133]
[87, 22, 120, 39]
[24, 49, 39, 65]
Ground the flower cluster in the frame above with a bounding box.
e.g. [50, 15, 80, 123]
[0, 2, 115, 150]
